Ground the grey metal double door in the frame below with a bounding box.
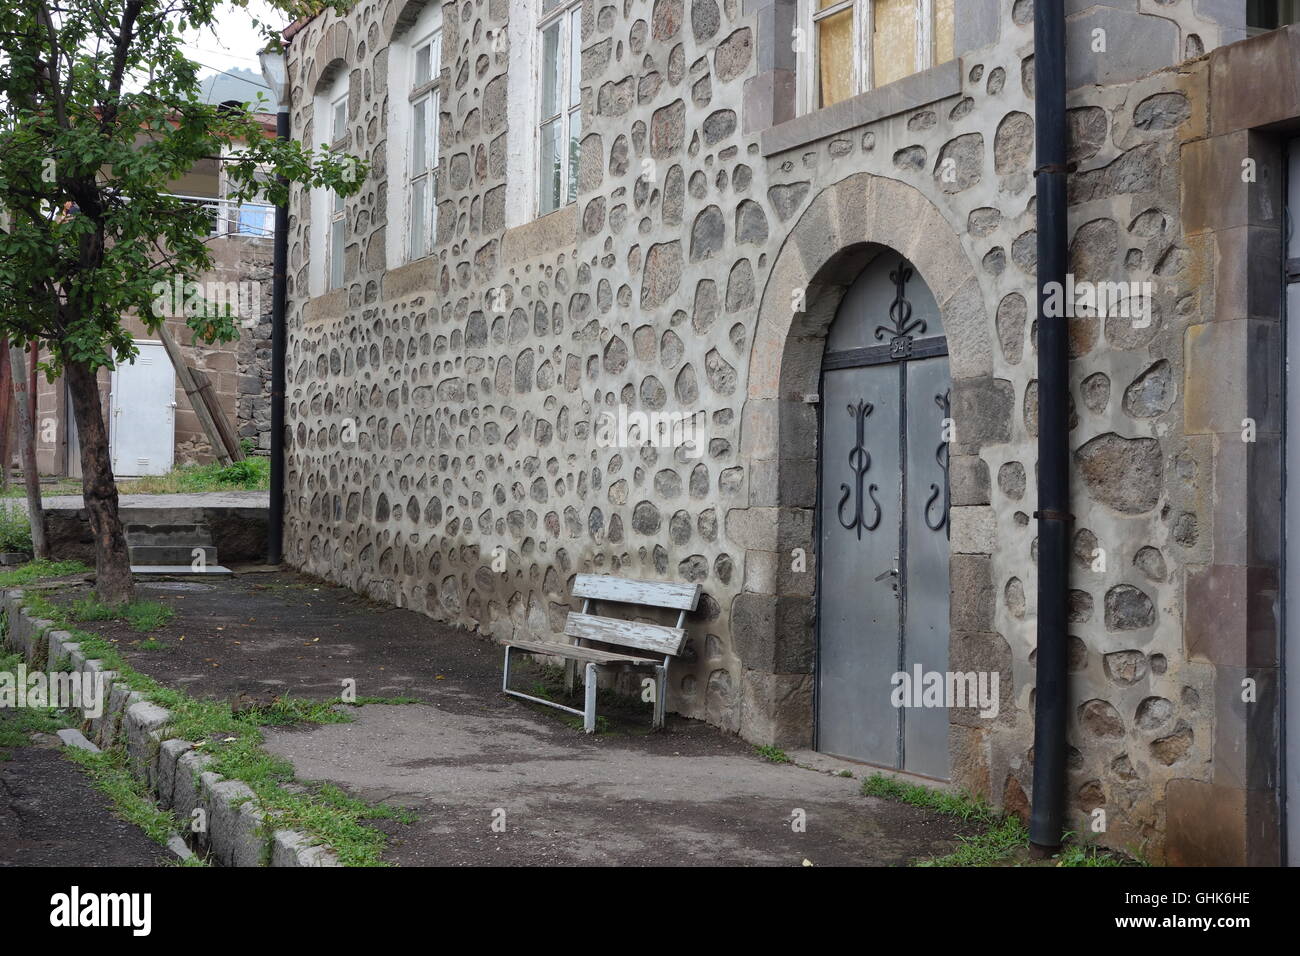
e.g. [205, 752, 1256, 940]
[816, 255, 951, 779]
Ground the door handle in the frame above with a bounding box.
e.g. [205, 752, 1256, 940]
[874, 567, 899, 582]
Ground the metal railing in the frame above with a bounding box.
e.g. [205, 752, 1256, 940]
[167, 193, 274, 239]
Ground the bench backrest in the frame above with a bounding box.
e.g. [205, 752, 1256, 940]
[564, 574, 702, 657]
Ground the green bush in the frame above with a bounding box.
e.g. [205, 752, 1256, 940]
[0, 503, 33, 554]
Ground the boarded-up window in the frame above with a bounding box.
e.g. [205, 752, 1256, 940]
[801, 0, 956, 114]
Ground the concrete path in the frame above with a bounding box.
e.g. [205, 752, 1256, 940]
[34, 570, 975, 866]
[0, 735, 166, 867]
[263, 692, 971, 866]
[40, 490, 268, 510]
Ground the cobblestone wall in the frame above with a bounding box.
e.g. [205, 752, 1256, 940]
[283, 0, 1275, 860]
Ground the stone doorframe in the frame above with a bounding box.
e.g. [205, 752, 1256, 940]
[731, 171, 1002, 774]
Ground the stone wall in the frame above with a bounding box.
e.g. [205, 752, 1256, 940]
[282, 0, 1292, 862]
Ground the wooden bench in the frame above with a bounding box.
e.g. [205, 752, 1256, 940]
[500, 574, 702, 732]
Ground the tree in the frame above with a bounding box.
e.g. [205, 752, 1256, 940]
[0, 0, 363, 602]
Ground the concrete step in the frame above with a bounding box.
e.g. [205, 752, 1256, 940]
[123, 522, 215, 548]
[128, 545, 219, 567]
[131, 565, 232, 576]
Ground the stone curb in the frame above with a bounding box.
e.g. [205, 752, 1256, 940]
[2, 588, 340, 867]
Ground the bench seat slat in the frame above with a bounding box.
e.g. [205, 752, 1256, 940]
[504, 639, 658, 665]
[571, 573, 701, 611]
[564, 611, 685, 656]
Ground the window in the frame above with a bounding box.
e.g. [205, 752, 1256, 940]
[310, 70, 349, 296]
[536, 0, 582, 217]
[407, 28, 441, 260]
[798, 0, 955, 113]
[1248, 0, 1300, 35]
[218, 147, 273, 238]
[327, 89, 347, 290]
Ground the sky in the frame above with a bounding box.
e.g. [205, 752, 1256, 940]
[178, 0, 291, 99]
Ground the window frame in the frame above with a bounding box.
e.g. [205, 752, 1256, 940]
[796, 0, 940, 116]
[217, 144, 274, 238]
[406, 26, 442, 261]
[534, 0, 583, 219]
[326, 88, 348, 291]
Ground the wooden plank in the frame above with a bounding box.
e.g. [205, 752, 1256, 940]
[155, 323, 233, 466]
[504, 639, 656, 665]
[571, 573, 701, 611]
[564, 612, 685, 656]
[189, 366, 245, 463]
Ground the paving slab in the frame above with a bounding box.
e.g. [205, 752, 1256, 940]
[35, 570, 979, 866]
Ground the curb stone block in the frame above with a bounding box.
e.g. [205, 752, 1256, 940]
[270, 830, 341, 867]
[126, 701, 171, 779]
[97, 681, 134, 749]
[56, 728, 101, 752]
[204, 778, 265, 867]
[155, 739, 194, 810]
[172, 751, 215, 842]
[47, 629, 77, 668]
[3, 599, 340, 867]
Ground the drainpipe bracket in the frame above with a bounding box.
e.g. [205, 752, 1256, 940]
[1032, 162, 1077, 177]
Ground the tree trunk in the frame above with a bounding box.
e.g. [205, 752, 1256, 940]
[8, 345, 48, 559]
[64, 358, 132, 604]
[0, 340, 13, 492]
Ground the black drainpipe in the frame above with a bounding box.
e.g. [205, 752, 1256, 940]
[267, 108, 289, 566]
[1029, 0, 1070, 853]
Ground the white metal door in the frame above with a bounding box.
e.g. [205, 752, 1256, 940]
[109, 341, 175, 476]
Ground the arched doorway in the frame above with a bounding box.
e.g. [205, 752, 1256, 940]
[817, 251, 950, 778]
[736, 172, 991, 780]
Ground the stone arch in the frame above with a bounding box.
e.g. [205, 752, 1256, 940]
[734, 172, 992, 752]
[385, 0, 438, 42]
[306, 18, 354, 97]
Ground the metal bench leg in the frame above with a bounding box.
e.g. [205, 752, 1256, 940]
[583, 662, 598, 733]
[653, 664, 667, 730]
[502, 645, 512, 692]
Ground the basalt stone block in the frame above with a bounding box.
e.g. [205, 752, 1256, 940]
[950, 554, 996, 631]
[951, 455, 987, 509]
[950, 377, 1014, 451]
[1165, 779, 1247, 866]
[1066, 9, 1177, 88]
[740, 669, 814, 748]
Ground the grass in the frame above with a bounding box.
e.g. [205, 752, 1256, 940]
[755, 745, 791, 764]
[0, 559, 89, 588]
[116, 457, 269, 495]
[0, 648, 71, 758]
[0, 502, 34, 553]
[1054, 841, 1132, 867]
[12, 589, 414, 866]
[64, 744, 197, 854]
[917, 816, 1032, 866]
[860, 772, 1146, 867]
[0, 478, 83, 500]
[861, 773, 1000, 824]
[69, 596, 175, 633]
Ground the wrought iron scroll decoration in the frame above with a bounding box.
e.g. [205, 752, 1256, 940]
[924, 389, 951, 537]
[874, 261, 927, 359]
[837, 399, 881, 539]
